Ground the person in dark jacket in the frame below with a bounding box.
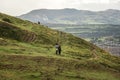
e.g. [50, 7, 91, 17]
[58, 44, 61, 55]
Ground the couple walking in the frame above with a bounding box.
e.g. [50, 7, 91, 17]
[55, 43, 61, 55]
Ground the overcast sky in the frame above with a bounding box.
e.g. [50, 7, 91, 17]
[0, 0, 120, 16]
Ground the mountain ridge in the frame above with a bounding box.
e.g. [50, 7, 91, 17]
[18, 8, 120, 24]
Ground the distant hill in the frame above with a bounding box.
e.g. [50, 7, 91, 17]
[0, 12, 120, 80]
[18, 8, 120, 24]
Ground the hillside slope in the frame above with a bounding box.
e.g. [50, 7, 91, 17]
[18, 8, 120, 24]
[0, 12, 120, 80]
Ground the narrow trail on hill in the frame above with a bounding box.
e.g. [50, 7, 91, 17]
[92, 49, 99, 59]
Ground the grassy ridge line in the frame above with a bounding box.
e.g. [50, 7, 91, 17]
[0, 21, 37, 42]
[0, 12, 107, 49]
[0, 12, 34, 31]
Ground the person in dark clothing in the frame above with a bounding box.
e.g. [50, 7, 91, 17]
[58, 45, 61, 55]
[55, 43, 61, 55]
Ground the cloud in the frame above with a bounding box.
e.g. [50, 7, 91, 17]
[109, 0, 120, 3]
[0, 0, 39, 16]
[76, 2, 120, 11]
[82, 0, 110, 4]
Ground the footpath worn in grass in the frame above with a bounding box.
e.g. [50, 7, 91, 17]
[0, 12, 120, 80]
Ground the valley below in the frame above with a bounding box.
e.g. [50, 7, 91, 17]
[46, 24, 120, 56]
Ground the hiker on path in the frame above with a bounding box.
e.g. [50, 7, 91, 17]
[55, 43, 61, 55]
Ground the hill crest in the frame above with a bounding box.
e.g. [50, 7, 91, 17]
[18, 8, 120, 24]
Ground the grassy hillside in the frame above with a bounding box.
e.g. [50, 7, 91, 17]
[0, 12, 120, 80]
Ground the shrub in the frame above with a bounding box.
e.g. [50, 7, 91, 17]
[2, 18, 12, 23]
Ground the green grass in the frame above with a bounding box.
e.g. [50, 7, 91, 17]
[0, 12, 120, 80]
[0, 54, 119, 80]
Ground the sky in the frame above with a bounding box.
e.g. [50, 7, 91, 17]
[0, 0, 120, 16]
